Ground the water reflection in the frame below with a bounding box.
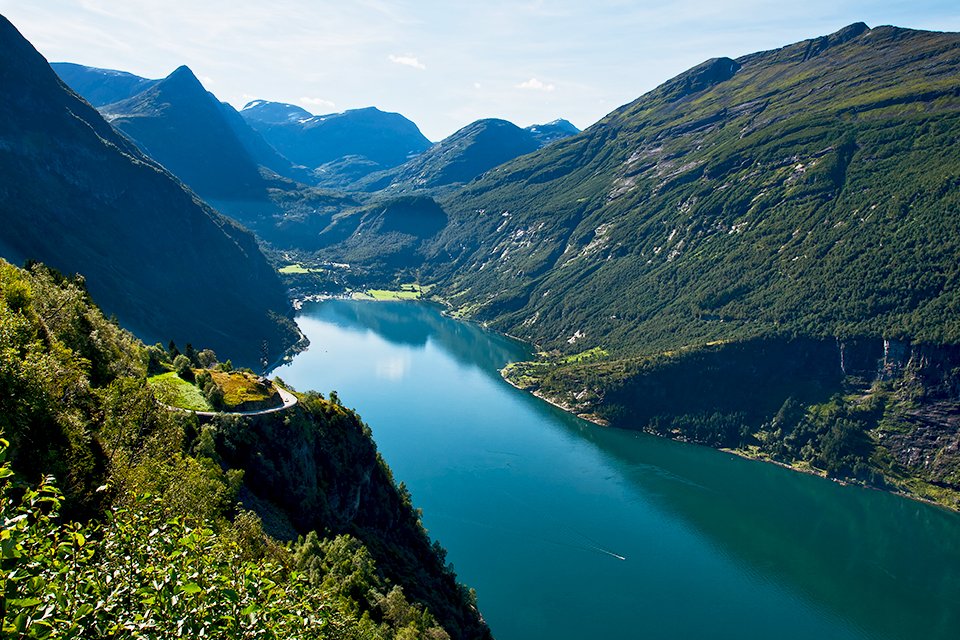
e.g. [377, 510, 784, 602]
[303, 299, 531, 373]
[279, 300, 960, 640]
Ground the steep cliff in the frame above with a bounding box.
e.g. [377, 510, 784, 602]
[506, 335, 960, 508]
[213, 400, 490, 639]
[0, 15, 298, 368]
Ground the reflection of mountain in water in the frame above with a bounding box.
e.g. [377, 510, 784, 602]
[533, 393, 960, 640]
[304, 300, 531, 374]
[289, 299, 960, 639]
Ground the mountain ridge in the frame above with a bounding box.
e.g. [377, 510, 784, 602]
[428, 22, 960, 351]
[357, 118, 543, 193]
[100, 64, 274, 201]
[241, 100, 432, 179]
[0, 15, 297, 368]
[50, 61, 158, 106]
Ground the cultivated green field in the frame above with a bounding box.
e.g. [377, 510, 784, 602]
[356, 283, 434, 300]
[278, 263, 313, 274]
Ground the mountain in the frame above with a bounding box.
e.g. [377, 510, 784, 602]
[241, 99, 314, 124]
[358, 118, 543, 192]
[312, 195, 449, 266]
[55, 63, 320, 233]
[432, 22, 960, 353]
[54, 63, 306, 186]
[217, 100, 313, 183]
[525, 118, 580, 145]
[0, 15, 297, 368]
[421, 24, 960, 502]
[99, 65, 277, 202]
[50, 61, 157, 106]
[0, 260, 490, 638]
[241, 101, 432, 174]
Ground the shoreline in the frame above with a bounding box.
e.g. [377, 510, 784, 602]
[290, 287, 960, 514]
[500, 368, 960, 514]
[500, 369, 610, 426]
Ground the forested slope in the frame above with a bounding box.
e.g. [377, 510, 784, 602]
[427, 23, 960, 506]
[0, 259, 489, 638]
[431, 23, 960, 351]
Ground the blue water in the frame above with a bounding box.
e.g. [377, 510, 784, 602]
[275, 300, 960, 640]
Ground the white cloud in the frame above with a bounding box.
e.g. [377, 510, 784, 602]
[516, 77, 555, 91]
[473, 82, 482, 89]
[300, 96, 336, 110]
[388, 53, 426, 70]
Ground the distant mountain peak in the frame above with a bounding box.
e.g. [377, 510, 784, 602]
[160, 64, 206, 93]
[98, 63, 272, 202]
[832, 21, 870, 42]
[346, 106, 383, 115]
[52, 62, 158, 107]
[169, 64, 195, 77]
[242, 99, 431, 169]
[241, 99, 314, 124]
[353, 116, 541, 191]
[525, 118, 580, 146]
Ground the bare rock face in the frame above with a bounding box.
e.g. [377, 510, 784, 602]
[887, 402, 960, 488]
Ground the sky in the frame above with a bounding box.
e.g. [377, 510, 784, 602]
[2, 1, 959, 141]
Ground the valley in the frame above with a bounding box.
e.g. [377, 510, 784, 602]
[2, 7, 960, 639]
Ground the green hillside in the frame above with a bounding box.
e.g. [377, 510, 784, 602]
[357, 119, 542, 193]
[0, 259, 489, 639]
[430, 23, 960, 352]
[418, 24, 960, 504]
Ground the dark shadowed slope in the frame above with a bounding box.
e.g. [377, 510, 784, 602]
[0, 15, 297, 368]
[100, 65, 275, 201]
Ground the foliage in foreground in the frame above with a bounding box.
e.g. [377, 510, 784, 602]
[0, 259, 458, 638]
[1, 440, 448, 638]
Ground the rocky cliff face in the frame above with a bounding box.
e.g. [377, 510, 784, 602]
[211, 394, 491, 640]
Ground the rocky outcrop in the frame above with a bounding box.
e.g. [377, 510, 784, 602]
[885, 402, 960, 488]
